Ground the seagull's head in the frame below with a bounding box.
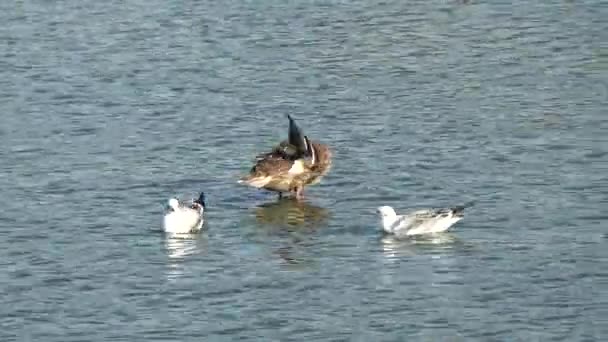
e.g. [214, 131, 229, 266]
[377, 206, 396, 218]
[167, 198, 180, 211]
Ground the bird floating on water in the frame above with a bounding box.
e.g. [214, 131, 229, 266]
[238, 114, 332, 200]
[162, 192, 206, 234]
[377, 204, 467, 237]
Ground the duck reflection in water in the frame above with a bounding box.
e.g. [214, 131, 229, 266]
[253, 197, 331, 267]
[254, 197, 330, 229]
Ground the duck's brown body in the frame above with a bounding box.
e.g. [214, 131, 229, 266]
[239, 140, 331, 198]
[239, 115, 332, 199]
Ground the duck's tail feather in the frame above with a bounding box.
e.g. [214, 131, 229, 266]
[287, 114, 308, 155]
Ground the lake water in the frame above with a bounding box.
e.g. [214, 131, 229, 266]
[1, 0, 607, 340]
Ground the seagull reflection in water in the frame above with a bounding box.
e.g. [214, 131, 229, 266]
[380, 233, 460, 260]
[163, 234, 207, 281]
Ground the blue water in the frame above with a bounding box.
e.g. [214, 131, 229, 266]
[1, 0, 607, 340]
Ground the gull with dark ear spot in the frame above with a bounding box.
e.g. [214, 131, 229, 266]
[238, 115, 332, 200]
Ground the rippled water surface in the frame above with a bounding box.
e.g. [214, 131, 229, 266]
[2, 0, 607, 340]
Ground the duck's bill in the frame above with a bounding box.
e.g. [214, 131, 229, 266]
[303, 136, 316, 164]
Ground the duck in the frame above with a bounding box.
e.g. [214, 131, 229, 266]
[376, 205, 466, 237]
[162, 192, 206, 234]
[238, 115, 332, 200]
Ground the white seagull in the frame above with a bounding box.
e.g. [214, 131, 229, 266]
[377, 205, 466, 237]
[162, 192, 206, 234]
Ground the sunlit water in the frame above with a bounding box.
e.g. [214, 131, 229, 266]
[1, 0, 607, 340]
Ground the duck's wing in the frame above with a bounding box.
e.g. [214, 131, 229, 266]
[239, 152, 308, 188]
[257, 141, 300, 161]
[251, 156, 296, 176]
